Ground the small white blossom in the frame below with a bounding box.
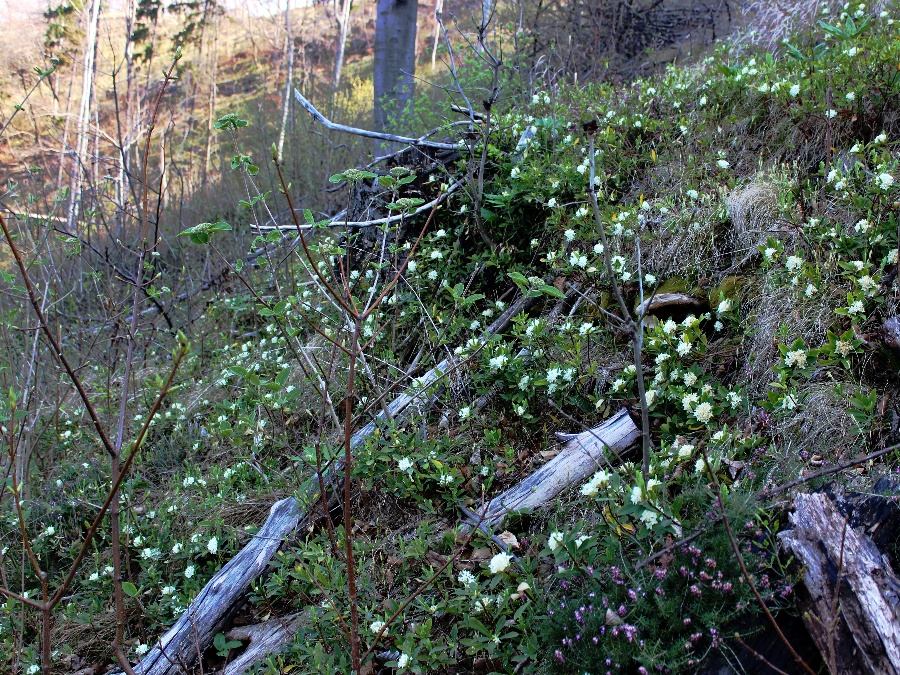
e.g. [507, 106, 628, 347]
[547, 531, 565, 551]
[489, 552, 512, 574]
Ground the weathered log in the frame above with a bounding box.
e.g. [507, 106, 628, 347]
[222, 613, 304, 675]
[883, 316, 900, 352]
[131, 498, 301, 675]
[474, 408, 640, 528]
[123, 295, 535, 674]
[778, 491, 900, 675]
[635, 291, 706, 319]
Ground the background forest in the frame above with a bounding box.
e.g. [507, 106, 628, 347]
[0, 0, 898, 674]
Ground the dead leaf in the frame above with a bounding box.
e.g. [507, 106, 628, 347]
[497, 531, 520, 550]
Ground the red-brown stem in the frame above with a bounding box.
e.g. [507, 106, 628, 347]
[700, 446, 815, 675]
[343, 322, 361, 671]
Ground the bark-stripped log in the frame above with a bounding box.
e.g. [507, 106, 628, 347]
[635, 292, 706, 318]
[778, 492, 900, 675]
[474, 409, 640, 528]
[121, 295, 534, 674]
[130, 498, 301, 675]
[223, 613, 304, 675]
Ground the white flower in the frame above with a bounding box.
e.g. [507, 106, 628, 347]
[564, 228, 576, 242]
[683, 371, 698, 387]
[763, 246, 777, 260]
[162, 585, 176, 596]
[682, 392, 699, 410]
[845, 91, 856, 102]
[873, 132, 887, 144]
[547, 197, 558, 208]
[370, 620, 386, 635]
[644, 389, 656, 406]
[789, 84, 800, 97]
[184, 564, 195, 579]
[89, 571, 99, 582]
[489, 552, 512, 574]
[547, 531, 565, 551]
[878, 173, 894, 190]
[510, 167, 520, 179]
[716, 298, 732, 314]
[397, 457, 414, 472]
[458, 570, 477, 586]
[855, 219, 871, 233]
[848, 300, 865, 315]
[459, 406, 471, 421]
[26, 666, 40, 675]
[663, 319, 678, 335]
[397, 653, 410, 669]
[686, 189, 699, 200]
[805, 283, 818, 298]
[858, 275, 877, 294]
[694, 402, 714, 424]
[676, 340, 692, 357]
[677, 444, 695, 459]
[716, 159, 731, 169]
[630, 485, 643, 504]
[728, 391, 742, 408]
[695, 458, 708, 474]
[784, 350, 807, 368]
[489, 354, 509, 371]
[207, 537, 218, 555]
[640, 510, 659, 527]
[580, 469, 611, 497]
[569, 251, 588, 268]
[785, 255, 803, 272]
[825, 108, 837, 119]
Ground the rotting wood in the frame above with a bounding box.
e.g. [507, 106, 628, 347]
[121, 295, 535, 674]
[222, 613, 304, 675]
[635, 291, 706, 319]
[778, 491, 900, 675]
[472, 408, 640, 529]
[125, 497, 301, 675]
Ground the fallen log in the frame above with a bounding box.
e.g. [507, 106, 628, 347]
[635, 291, 706, 319]
[222, 613, 304, 675]
[778, 491, 900, 675]
[130, 498, 301, 675]
[122, 294, 535, 674]
[473, 408, 640, 528]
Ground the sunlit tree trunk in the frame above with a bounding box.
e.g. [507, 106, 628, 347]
[333, 0, 352, 100]
[202, 15, 219, 187]
[66, 0, 102, 233]
[278, 0, 294, 159]
[431, 0, 443, 71]
[374, 0, 418, 148]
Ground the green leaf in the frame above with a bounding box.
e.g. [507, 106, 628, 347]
[122, 582, 139, 597]
[177, 220, 232, 245]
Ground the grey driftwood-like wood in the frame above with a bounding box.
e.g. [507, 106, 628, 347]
[474, 408, 640, 528]
[635, 291, 706, 318]
[123, 295, 534, 674]
[293, 87, 457, 151]
[222, 613, 304, 675]
[128, 497, 301, 675]
[778, 492, 900, 675]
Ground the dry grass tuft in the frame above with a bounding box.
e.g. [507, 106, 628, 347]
[774, 380, 871, 461]
[739, 275, 840, 396]
[724, 181, 779, 258]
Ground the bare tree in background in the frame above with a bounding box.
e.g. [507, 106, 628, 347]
[66, 0, 102, 234]
[278, 0, 294, 159]
[431, 0, 443, 70]
[373, 0, 418, 146]
[332, 0, 353, 98]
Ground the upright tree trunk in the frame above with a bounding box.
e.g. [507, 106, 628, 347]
[202, 15, 219, 187]
[373, 0, 418, 148]
[66, 0, 102, 233]
[431, 0, 443, 71]
[332, 0, 352, 99]
[278, 0, 294, 160]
